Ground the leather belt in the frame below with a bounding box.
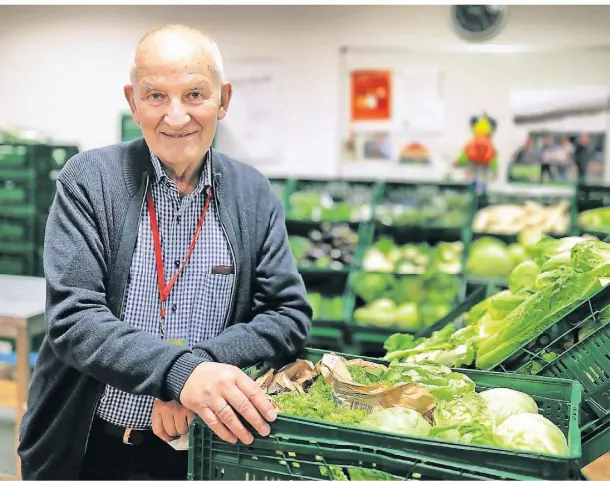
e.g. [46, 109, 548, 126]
[97, 418, 151, 446]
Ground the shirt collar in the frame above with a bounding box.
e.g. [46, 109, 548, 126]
[149, 151, 211, 195]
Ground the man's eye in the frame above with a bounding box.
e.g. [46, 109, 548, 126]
[188, 91, 203, 100]
[148, 93, 165, 101]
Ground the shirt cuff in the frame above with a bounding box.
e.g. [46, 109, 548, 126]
[165, 351, 213, 401]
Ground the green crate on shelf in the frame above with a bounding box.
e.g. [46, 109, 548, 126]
[344, 220, 467, 357]
[298, 265, 354, 352]
[472, 192, 574, 242]
[121, 114, 142, 141]
[286, 179, 381, 223]
[572, 182, 610, 237]
[188, 348, 583, 481]
[0, 143, 76, 174]
[0, 169, 55, 213]
[581, 413, 610, 468]
[0, 250, 35, 276]
[288, 221, 368, 274]
[374, 181, 476, 231]
[0, 215, 36, 243]
[481, 281, 610, 426]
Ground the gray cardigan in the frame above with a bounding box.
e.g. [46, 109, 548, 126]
[18, 139, 312, 480]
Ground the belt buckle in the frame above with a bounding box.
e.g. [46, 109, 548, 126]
[122, 427, 134, 445]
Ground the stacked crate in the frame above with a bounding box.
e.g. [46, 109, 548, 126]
[0, 143, 78, 277]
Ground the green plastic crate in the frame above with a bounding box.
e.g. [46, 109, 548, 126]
[572, 182, 610, 237]
[374, 181, 475, 230]
[0, 215, 35, 243]
[288, 221, 366, 273]
[121, 114, 142, 141]
[300, 268, 352, 352]
[581, 413, 610, 467]
[188, 348, 583, 481]
[345, 222, 465, 357]
[487, 282, 610, 425]
[0, 250, 35, 276]
[286, 179, 380, 223]
[0, 169, 55, 212]
[472, 192, 574, 241]
[0, 143, 76, 173]
[346, 285, 492, 358]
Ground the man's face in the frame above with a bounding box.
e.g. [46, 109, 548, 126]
[124, 39, 231, 168]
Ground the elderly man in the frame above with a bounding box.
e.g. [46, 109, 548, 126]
[18, 24, 311, 480]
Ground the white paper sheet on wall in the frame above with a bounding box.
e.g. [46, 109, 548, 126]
[400, 68, 446, 132]
[213, 59, 283, 165]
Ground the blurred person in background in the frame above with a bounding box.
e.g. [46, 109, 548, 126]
[573, 132, 592, 183]
[556, 135, 575, 181]
[539, 135, 555, 182]
[18, 24, 311, 480]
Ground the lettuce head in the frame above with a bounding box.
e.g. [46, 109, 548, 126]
[359, 407, 431, 437]
[495, 413, 569, 456]
[433, 392, 494, 431]
[480, 388, 538, 426]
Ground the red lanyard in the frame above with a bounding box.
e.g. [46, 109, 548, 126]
[147, 186, 213, 338]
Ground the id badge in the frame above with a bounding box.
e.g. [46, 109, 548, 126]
[166, 339, 188, 347]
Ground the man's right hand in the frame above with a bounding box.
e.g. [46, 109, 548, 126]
[179, 362, 277, 445]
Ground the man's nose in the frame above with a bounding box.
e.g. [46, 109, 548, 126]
[164, 98, 190, 129]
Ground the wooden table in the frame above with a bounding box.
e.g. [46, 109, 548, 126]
[0, 275, 46, 479]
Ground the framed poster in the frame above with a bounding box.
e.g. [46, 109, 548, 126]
[350, 70, 392, 122]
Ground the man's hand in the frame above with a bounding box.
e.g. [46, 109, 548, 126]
[151, 399, 196, 442]
[179, 362, 277, 445]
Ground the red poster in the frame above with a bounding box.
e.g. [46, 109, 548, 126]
[350, 70, 391, 122]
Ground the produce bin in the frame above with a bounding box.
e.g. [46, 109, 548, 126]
[0, 250, 35, 276]
[121, 113, 142, 141]
[373, 181, 475, 231]
[581, 413, 610, 468]
[300, 267, 353, 352]
[572, 182, 610, 237]
[0, 170, 55, 213]
[0, 143, 76, 174]
[188, 348, 583, 481]
[472, 192, 573, 243]
[288, 221, 369, 273]
[487, 282, 610, 424]
[346, 285, 487, 358]
[344, 222, 468, 356]
[0, 215, 36, 244]
[286, 179, 381, 223]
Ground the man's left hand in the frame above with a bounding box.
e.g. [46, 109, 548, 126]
[152, 398, 196, 442]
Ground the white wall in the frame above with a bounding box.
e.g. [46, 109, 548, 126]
[1, 5, 610, 182]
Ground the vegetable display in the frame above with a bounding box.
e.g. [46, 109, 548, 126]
[374, 185, 472, 228]
[466, 236, 533, 279]
[351, 271, 460, 330]
[385, 235, 610, 372]
[257, 353, 570, 474]
[362, 237, 463, 275]
[289, 223, 358, 271]
[288, 183, 373, 222]
[307, 292, 344, 321]
[473, 200, 570, 235]
[579, 206, 610, 234]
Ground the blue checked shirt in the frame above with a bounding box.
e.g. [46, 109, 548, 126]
[96, 152, 234, 429]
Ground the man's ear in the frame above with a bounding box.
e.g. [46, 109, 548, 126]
[217, 82, 233, 121]
[124, 84, 140, 125]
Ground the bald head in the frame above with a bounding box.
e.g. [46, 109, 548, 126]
[130, 24, 225, 85]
